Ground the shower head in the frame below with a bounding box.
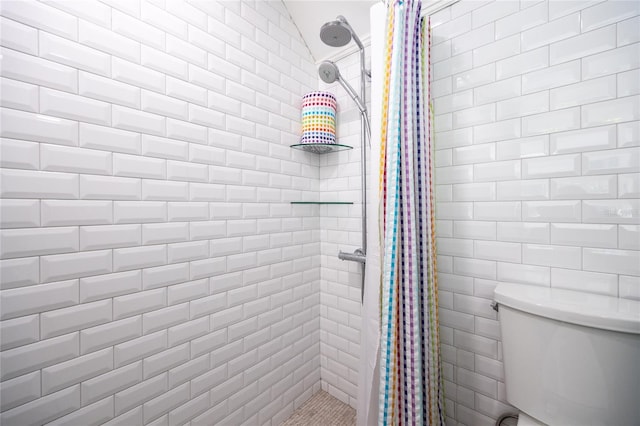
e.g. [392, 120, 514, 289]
[320, 16, 352, 47]
[318, 60, 340, 84]
[318, 60, 369, 134]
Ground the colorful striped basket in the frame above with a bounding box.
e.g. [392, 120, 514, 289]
[300, 91, 337, 145]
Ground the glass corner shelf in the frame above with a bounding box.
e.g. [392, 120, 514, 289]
[290, 143, 353, 154]
[290, 201, 354, 205]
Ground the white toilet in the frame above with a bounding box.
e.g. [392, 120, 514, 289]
[494, 283, 640, 426]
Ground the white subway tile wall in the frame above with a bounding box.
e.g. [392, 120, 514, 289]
[0, 1, 322, 425]
[432, 1, 639, 424]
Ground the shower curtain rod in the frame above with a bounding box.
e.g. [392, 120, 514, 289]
[379, 0, 460, 17]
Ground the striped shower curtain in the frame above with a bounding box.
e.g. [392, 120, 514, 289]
[378, 0, 445, 425]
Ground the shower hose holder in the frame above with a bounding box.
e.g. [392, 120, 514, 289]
[338, 248, 366, 264]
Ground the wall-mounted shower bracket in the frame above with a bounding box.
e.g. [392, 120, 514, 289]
[338, 248, 366, 264]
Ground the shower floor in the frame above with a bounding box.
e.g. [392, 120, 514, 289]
[281, 391, 356, 426]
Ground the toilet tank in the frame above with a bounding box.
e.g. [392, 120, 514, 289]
[494, 284, 640, 426]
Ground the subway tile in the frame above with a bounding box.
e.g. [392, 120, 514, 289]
[436, 127, 473, 148]
[111, 9, 164, 50]
[551, 268, 618, 296]
[0, 257, 39, 290]
[620, 225, 640, 250]
[618, 121, 639, 149]
[0, 227, 78, 259]
[522, 108, 580, 136]
[474, 160, 521, 182]
[497, 91, 548, 120]
[0, 77, 38, 112]
[550, 76, 616, 110]
[497, 262, 550, 286]
[40, 32, 110, 77]
[522, 60, 580, 94]
[0, 370, 40, 411]
[0, 46, 77, 93]
[40, 87, 111, 126]
[41, 144, 112, 175]
[617, 16, 640, 46]
[432, 12, 472, 41]
[583, 248, 640, 276]
[619, 173, 640, 198]
[113, 106, 166, 137]
[0, 386, 80, 426]
[474, 240, 521, 263]
[42, 347, 113, 395]
[80, 270, 141, 303]
[0, 279, 78, 320]
[496, 135, 549, 160]
[436, 165, 474, 184]
[0, 199, 39, 229]
[495, 2, 547, 39]
[453, 183, 496, 201]
[166, 34, 207, 69]
[583, 199, 640, 224]
[79, 19, 140, 62]
[453, 63, 495, 92]
[452, 144, 495, 165]
[548, 1, 601, 21]
[523, 200, 581, 222]
[582, 44, 640, 80]
[472, 0, 519, 29]
[474, 119, 521, 144]
[496, 46, 548, 80]
[437, 202, 474, 220]
[0, 16, 38, 55]
[113, 245, 167, 272]
[80, 175, 141, 201]
[619, 275, 640, 300]
[521, 13, 580, 51]
[618, 69, 640, 97]
[474, 202, 522, 222]
[451, 23, 494, 56]
[522, 154, 580, 178]
[453, 221, 496, 240]
[550, 175, 617, 200]
[112, 57, 165, 94]
[582, 96, 640, 128]
[0, 333, 79, 381]
[551, 223, 617, 248]
[41, 250, 112, 283]
[0, 0, 78, 40]
[581, 1, 640, 32]
[0, 138, 39, 170]
[80, 123, 141, 155]
[550, 25, 616, 65]
[453, 104, 495, 129]
[79, 71, 140, 109]
[42, 200, 112, 226]
[497, 222, 550, 244]
[1, 108, 78, 147]
[40, 0, 111, 28]
[550, 125, 616, 154]
[453, 258, 497, 280]
[0, 314, 39, 351]
[497, 179, 549, 200]
[433, 52, 473, 80]
[582, 148, 640, 175]
[473, 35, 520, 67]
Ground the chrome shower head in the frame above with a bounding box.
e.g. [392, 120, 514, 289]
[320, 15, 352, 47]
[318, 60, 340, 84]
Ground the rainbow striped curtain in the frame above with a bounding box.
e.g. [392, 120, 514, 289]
[378, 0, 445, 425]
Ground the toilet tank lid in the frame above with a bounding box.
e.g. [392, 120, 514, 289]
[494, 283, 640, 334]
